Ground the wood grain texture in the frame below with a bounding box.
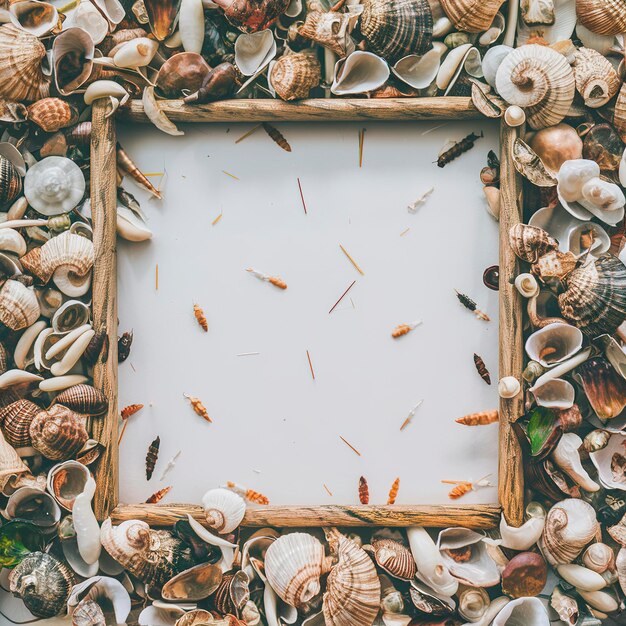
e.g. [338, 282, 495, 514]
[90, 99, 120, 521]
[112, 503, 501, 528]
[121, 97, 481, 123]
[498, 122, 525, 527]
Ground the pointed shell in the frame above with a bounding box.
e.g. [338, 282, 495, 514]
[576, 0, 626, 36]
[440, 0, 505, 32]
[573, 47, 621, 108]
[201, 487, 246, 534]
[0, 399, 40, 448]
[525, 323, 583, 367]
[29, 405, 89, 461]
[331, 51, 389, 96]
[270, 53, 321, 101]
[0, 280, 40, 332]
[53, 385, 108, 417]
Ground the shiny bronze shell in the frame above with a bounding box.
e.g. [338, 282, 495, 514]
[509, 223, 559, 264]
[0, 399, 40, 448]
[576, 357, 626, 419]
[0, 154, 22, 207]
[156, 52, 211, 98]
[53, 384, 108, 416]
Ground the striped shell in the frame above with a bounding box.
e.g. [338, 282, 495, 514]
[323, 529, 380, 626]
[576, 0, 626, 36]
[27, 98, 78, 133]
[0, 24, 49, 102]
[559, 254, 626, 337]
[0, 343, 8, 375]
[53, 384, 108, 416]
[213, 570, 250, 615]
[573, 48, 621, 108]
[509, 224, 559, 264]
[0, 154, 22, 207]
[29, 405, 88, 460]
[0, 280, 40, 332]
[440, 0, 505, 32]
[360, 0, 432, 64]
[270, 53, 321, 101]
[30, 232, 93, 284]
[0, 399, 40, 448]
[365, 538, 417, 580]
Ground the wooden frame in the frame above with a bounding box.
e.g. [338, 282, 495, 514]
[89, 97, 524, 530]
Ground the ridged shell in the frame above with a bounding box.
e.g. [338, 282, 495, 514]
[0, 24, 49, 102]
[53, 384, 108, 416]
[9, 552, 74, 618]
[509, 224, 559, 263]
[24, 158, 86, 216]
[582, 543, 615, 574]
[559, 254, 626, 337]
[213, 570, 250, 614]
[576, 0, 626, 36]
[270, 53, 321, 101]
[100, 519, 194, 587]
[27, 98, 78, 133]
[201, 488, 246, 534]
[365, 539, 417, 580]
[0, 429, 30, 494]
[323, 529, 380, 626]
[573, 48, 621, 108]
[495, 44, 575, 130]
[0, 154, 22, 206]
[0, 399, 40, 448]
[440, 0, 505, 32]
[0, 342, 8, 375]
[360, 0, 432, 64]
[29, 405, 89, 461]
[264, 532, 333, 608]
[37, 232, 94, 285]
[298, 11, 354, 57]
[0, 280, 40, 332]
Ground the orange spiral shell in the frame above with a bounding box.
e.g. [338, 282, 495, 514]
[392, 324, 411, 338]
[387, 477, 400, 504]
[447, 482, 472, 499]
[121, 404, 144, 420]
[455, 410, 499, 426]
[269, 276, 288, 289]
[358, 476, 369, 504]
[193, 304, 208, 331]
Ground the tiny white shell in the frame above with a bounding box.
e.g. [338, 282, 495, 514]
[116, 206, 153, 242]
[498, 376, 521, 398]
[331, 51, 389, 96]
[514, 273, 539, 298]
[504, 105, 526, 127]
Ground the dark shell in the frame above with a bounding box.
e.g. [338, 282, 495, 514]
[576, 357, 626, 419]
[501, 552, 548, 598]
[214, 0, 291, 33]
[202, 14, 237, 66]
[0, 341, 8, 375]
[143, 0, 181, 40]
[8, 552, 74, 618]
[162, 562, 223, 602]
[360, 0, 433, 64]
[595, 489, 626, 525]
[365, 538, 416, 580]
[53, 384, 108, 416]
[173, 518, 223, 563]
[509, 224, 559, 264]
[555, 404, 583, 432]
[0, 399, 40, 447]
[0, 520, 46, 568]
[83, 329, 108, 366]
[156, 53, 212, 98]
[559, 253, 626, 337]
[0, 154, 22, 207]
[483, 265, 499, 290]
[118, 330, 133, 363]
[184, 62, 239, 104]
[582, 123, 624, 172]
[213, 570, 250, 614]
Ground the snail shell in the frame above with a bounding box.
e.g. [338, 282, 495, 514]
[573, 48, 621, 108]
[52, 300, 90, 334]
[53, 384, 108, 417]
[29, 404, 89, 461]
[498, 376, 521, 398]
[440, 0, 505, 32]
[201, 487, 246, 534]
[46, 459, 90, 511]
[0, 399, 40, 448]
[582, 543, 616, 575]
[0, 154, 23, 207]
[270, 52, 321, 101]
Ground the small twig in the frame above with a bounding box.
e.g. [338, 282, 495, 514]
[306, 349, 315, 380]
[212, 213, 222, 226]
[400, 399, 423, 431]
[329, 280, 356, 314]
[222, 170, 239, 180]
[323, 483, 333, 496]
[297, 177, 307, 215]
[339, 435, 361, 456]
[358, 128, 366, 167]
[400, 228, 410, 237]
[155, 264, 159, 290]
[237, 352, 260, 357]
[339, 244, 364, 275]
[235, 124, 261, 143]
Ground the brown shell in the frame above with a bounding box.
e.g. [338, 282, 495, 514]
[559, 254, 626, 337]
[143, 0, 181, 40]
[0, 342, 8, 376]
[270, 53, 321, 101]
[0, 399, 40, 448]
[509, 224, 559, 264]
[573, 48, 621, 108]
[156, 52, 211, 98]
[213, 570, 250, 615]
[213, 0, 291, 33]
[365, 539, 416, 580]
[29, 405, 89, 460]
[576, 357, 626, 420]
[582, 123, 625, 173]
[360, 0, 432, 63]
[0, 153, 22, 207]
[440, 0, 505, 32]
[533, 250, 578, 282]
[27, 98, 78, 133]
[0, 24, 50, 102]
[501, 552, 548, 598]
[19, 247, 48, 282]
[53, 384, 108, 416]
[576, 0, 626, 36]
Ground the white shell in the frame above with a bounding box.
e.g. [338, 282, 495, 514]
[582, 543, 616, 574]
[550, 433, 600, 491]
[83, 80, 130, 114]
[589, 432, 626, 491]
[577, 590, 619, 613]
[47, 460, 90, 511]
[52, 300, 91, 334]
[516, 0, 577, 45]
[39, 232, 94, 297]
[235, 30, 277, 77]
[117, 206, 153, 242]
[436, 43, 483, 95]
[62, 535, 100, 578]
[531, 378, 576, 410]
[24, 157, 86, 216]
[39, 374, 89, 393]
[6, 486, 61, 528]
[64, 0, 109, 45]
[457, 586, 490, 622]
[9, 1, 58, 37]
[45, 324, 91, 361]
[568, 221, 611, 256]
[201, 487, 246, 534]
[92, 0, 125, 25]
[50, 328, 95, 376]
[504, 105, 525, 127]
[514, 273, 539, 298]
[532, 346, 592, 389]
[492, 596, 549, 626]
[113, 38, 159, 68]
[68, 576, 131, 625]
[576, 23, 618, 55]
[0, 228, 26, 256]
[407, 527, 458, 597]
[478, 12, 505, 46]
[482, 45, 513, 87]
[499, 512, 545, 551]
[73, 476, 102, 564]
[180, 0, 205, 53]
[391, 43, 446, 90]
[52, 27, 95, 96]
[331, 51, 389, 96]
[525, 322, 583, 367]
[0, 369, 42, 390]
[463, 596, 510, 626]
[556, 564, 607, 591]
[14, 320, 47, 370]
[498, 376, 521, 398]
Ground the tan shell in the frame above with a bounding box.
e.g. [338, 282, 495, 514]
[29, 232, 94, 287]
[0, 153, 22, 206]
[365, 539, 417, 580]
[495, 44, 575, 129]
[27, 98, 78, 133]
[0, 428, 30, 494]
[270, 53, 321, 101]
[0, 399, 40, 448]
[576, 0, 626, 36]
[0, 24, 50, 102]
[582, 543, 615, 574]
[212, 570, 250, 615]
[0, 280, 40, 331]
[323, 529, 380, 626]
[53, 384, 108, 416]
[613, 83, 626, 142]
[29, 405, 89, 461]
[509, 224, 559, 264]
[440, 0, 505, 32]
[573, 48, 621, 108]
[298, 11, 354, 56]
[264, 532, 334, 608]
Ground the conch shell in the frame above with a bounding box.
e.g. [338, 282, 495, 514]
[440, 0, 505, 32]
[573, 47, 620, 108]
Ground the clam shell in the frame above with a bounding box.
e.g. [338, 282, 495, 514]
[0, 280, 40, 332]
[53, 384, 108, 417]
[6, 486, 61, 529]
[0, 228, 26, 257]
[573, 47, 621, 108]
[297, 11, 355, 57]
[161, 562, 223, 601]
[270, 52, 321, 101]
[201, 487, 246, 534]
[525, 322, 582, 367]
[331, 51, 389, 96]
[408, 579, 455, 616]
[436, 42, 483, 94]
[0, 154, 23, 207]
[0, 399, 40, 448]
[213, 569, 249, 615]
[46, 460, 90, 510]
[9, 1, 59, 37]
[577, 0, 626, 36]
[27, 98, 78, 134]
[440, 0, 505, 32]
[392, 43, 445, 90]
[52, 27, 95, 96]
[29, 405, 89, 461]
[458, 586, 490, 621]
[92, 0, 125, 25]
[482, 44, 513, 87]
[235, 30, 277, 76]
[492, 596, 549, 626]
[365, 539, 416, 580]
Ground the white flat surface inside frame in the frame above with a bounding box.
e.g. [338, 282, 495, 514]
[116, 119, 500, 506]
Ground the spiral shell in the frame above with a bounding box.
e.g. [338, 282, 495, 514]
[495, 44, 575, 129]
[508, 224, 559, 264]
[573, 48, 621, 108]
[576, 0, 626, 36]
[53, 385, 108, 417]
[0, 154, 22, 207]
[0, 399, 40, 448]
[440, 0, 505, 32]
[582, 543, 616, 574]
[364, 539, 416, 580]
[27, 98, 78, 133]
[201, 488, 246, 534]
[213, 570, 250, 615]
[29, 405, 89, 461]
[270, 53, 321, 101]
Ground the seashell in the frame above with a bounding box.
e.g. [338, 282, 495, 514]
[436, 43, 483, 95]
[558, 562, 608, 591]
[27, 98, 78, 134]
[174, 610, 216, 626]
[297, 11, 355, 57]
[201, 488, 246, 534]
[155, 52, 211, 98]
[578, 589, 619, 613]
[531, 378, 575, 410]
[515, 273, 540, 298]
[0, 430, 30, 495]
[583, 429, 611, 453]
[364, 539, 416, 580]
[499, 508, 545, 551]
[458, 586, 490, 621]
[407, 527, 458, 596]
[482, 44, 513, 88]
[323, 528, 380, 626]
[6, 486, 61, 529]
[472, 82, 505, 121]
[73, 476, 101, 565]
[211, 0, 291, 33]
[63, 1, 108, 45]
[576, 0, 626, 36]
[0, 399, 40, 448]
[265, 532, 334, 608]
[408, 579, 455, 616]
[509, 223, 558, 263]
[117, 205, 153, 242]
[551, 433, 600, 491]
[525, 322, 583, 368]
[180, 0, 205, 53]
[529, 124, 582, 175]
[9, 552, 74, 618]
[161, 562, 223, 601]
[492, 596, 549, 626]
[83, 80, 130, 116]
[331, 51, 389, 96]
[53, 385, 108, 417]
[568, 222, 611, 257]
[583, 123, 624, 173]
[51, 300, 90, 335]
[46, 460, 90, 511]
[573, 48, 621, 108]
[68, 576, 131, 626]
[440, 0, 505, 32]
[539, 498, 600, 567]
[92, 0, 125, 25]
[141, 0, 181, 40]
[0, 154, 23, 208]
[504, 105, 525, 127]
[576, 357, 626, 420]
[590, 432, 626, 491]
[8, 1, 58, 37]
[101, 519, 195, 587]
[618, 547, 626, 595]
[0, 369, 42, 391]
[495, 44, 575, 130]
[212, 569, 250, 614]
[550, 586, 579, 625]
[52, 27, 95, 96]
[113, 38, 160, 69]
[29, 405, 89, 461]
[270, 53, 321, 101]
[24, 157, 85, 217]
[0, 24, 49, 102]
[501, 552, 547, 598]
[0, 279, 40, 331]
[39, 374, 88, 393]
[235, 30, 277, 76]
[478, 11, 505, 46]
[183, 62, 239, 104]
[498, 376, 521, 398]
[0, 227, 26, 257]
[359, 0, 432, 63]
[521, 0, 555, 25]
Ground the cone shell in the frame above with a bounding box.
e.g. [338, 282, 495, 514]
[27, 98, 78, 133]
[559, 254, 626, 337]
[0, 154, 22, 207]
[265, 532, 333, 608]
[323, 529, 380, 626]
[100, 519, 194, 587]
[0, 399, 40, 448]
[573, 48, 621, 108]
[201, 487, 246, 534]
[509, 224, 559, 264]
[495, 44, 575, 129]
[360, 0, 433, 64]
[0, 24, 49, 102]
[576, 0, 626, 36]
[270, 53, 321, 101]
[0, 280, 40, 332]
[29, 405, 89, 461]
[143, 0, 182, 40]
[365, 539, 417, 580]
[53, 384, 108, 416]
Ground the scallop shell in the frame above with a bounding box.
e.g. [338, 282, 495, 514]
[264, 532, 333, 608]
[364, 539, 416, 580]
[29, 405, 89, 461]
[100, 519, 194, 587]
[359, 0, 432, 64]
[53, 384, 108, 416]
[576, 357, 626, 420]
[52, 27, 95, 96]
[495, 44, 575, 130]
[27, 98, 78, 134]
[0, 24, 50, 102]
[573, 47, 621, 108]
[0, 153, 23, 207]
[576, 0, 626, 36]
[0, 399, 40, 448]
[161, 562, 223, 601]
[297, 11, 355, 57]
[440, 0, 505, 32]
[0, 280, 40, 332]
[323, 529, 380, 626]
[539, 498, 600, 567]
[201, 488, 246, 534]
[269, 53, 321, 101]
[331, 51, 390, 96]
[46, 459, 90, 510]
[508, 223, 559, 264]
[9, 552, 74, 618]
[9, 1, 59, 37]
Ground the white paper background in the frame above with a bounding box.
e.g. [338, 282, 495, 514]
[115, 119, 500, 506]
